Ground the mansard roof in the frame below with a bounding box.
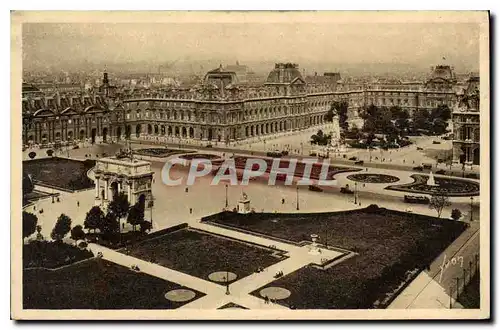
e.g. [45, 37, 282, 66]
[265, 63, 304, 85]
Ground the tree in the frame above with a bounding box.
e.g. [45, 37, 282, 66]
[310, 130, 331, 146]
[429, 194, 452, 218]
[28, 151, 36, 160]
[22, 172, 34, 196]
[51, 214, 72, 241]
[412, 109, 431, 132]
[330, 101, 349, 131]
[102, 212, 119, 234]
[84, 206, 105, 233]
[127, 205, 141, 232]
[431, 118, 448, 135]
[431, 105, 452, 122]
[365, 132, 376, 147]
[23, 211, 38, 238]
[35, 225, 43, 241]
[127, 195, 146, 232]
[46, 149, 54, 157]
[140, 220, 152, 233]
[107, 191, 130, 229]
[324, 108, 334, 123]
[451, 208, 462, 221]
[70, 225, 86, 242]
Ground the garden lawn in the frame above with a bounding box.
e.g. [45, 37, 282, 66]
[23, 258, 203, 309]
[23, 157, 96, 191]
[204, 207, 467, 309]
[23, 241, 94, 269]
[125, 228, 285, 283]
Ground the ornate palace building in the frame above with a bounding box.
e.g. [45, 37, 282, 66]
[22, 63, 475, 162]
[452, 75, 480, 165]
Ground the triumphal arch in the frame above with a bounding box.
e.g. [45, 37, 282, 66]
[93, 148, 154, 209]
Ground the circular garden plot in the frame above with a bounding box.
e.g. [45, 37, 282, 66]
[347, 173, 400, 184]
[386, 174, 479, 196]
[208, 271, 237, 283]
[164, 289, 196, 302]
[259, 287, 291, 300]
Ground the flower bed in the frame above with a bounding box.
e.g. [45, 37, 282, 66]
[179, 153, 222, 161]
[347, 173, 400, 184]
[134, 148, 193, 158]
[386, 174, 479, 196]
[23, 157, 96, 191]
[231, 156, 359, 180]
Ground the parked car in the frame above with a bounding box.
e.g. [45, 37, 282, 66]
[267, 151, 283, 158]
[281, 150, 289, 156]
[422, 163, 433, 170]
[412, 166, 423, 171]
[416, 147, 424, 151]
[309, 185, 323, 192]
[465, 173, 480, 179]
[435, 169, 446, 175]
[72, 145, 80, 149]
[432, 141, 441, 144]
[354, 160, 364, 165]
[348, 156, 357, 161]
[206, 144, 213, 148]
[340, 187, 354, 194]
[404, 195, 430, 204]
[309, 151, 317, 156]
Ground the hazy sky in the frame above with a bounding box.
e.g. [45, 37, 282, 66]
[22, 22, 480, 71]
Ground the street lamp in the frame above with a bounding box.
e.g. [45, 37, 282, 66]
[296, 186, 300, 211]
[225, 184, 229, 208]
[150, 196, 155, 230]
[470, 196, 474, 222]
[354, 182, 358, 205]
[225, 262, 230, 295]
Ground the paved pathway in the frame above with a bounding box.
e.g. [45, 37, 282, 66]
[87, 217, 345, 310]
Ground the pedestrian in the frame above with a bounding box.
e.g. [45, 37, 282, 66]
[185, 187, 189, 193]
[77, 201, 79, 207]
[190, 208, 193, 214]
[281, 198, 285, 204]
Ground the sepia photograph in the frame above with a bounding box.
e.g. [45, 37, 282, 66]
[10, 10, 490, 320]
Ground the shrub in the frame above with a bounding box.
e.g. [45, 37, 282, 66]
[78, 241, 88, 249]
[28, 151, 36, 159]
[46, 149, 54, 157]
[365, 204, 380, 213]
[451, 209, 462, 221]
[22, 172, 34, 196]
